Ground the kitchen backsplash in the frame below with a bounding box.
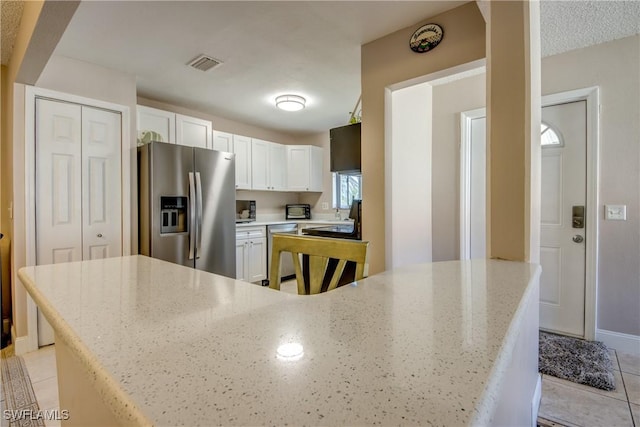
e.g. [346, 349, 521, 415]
[235, 190, 348, 221]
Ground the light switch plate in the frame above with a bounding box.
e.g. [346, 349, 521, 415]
[605, 204, 626, 220]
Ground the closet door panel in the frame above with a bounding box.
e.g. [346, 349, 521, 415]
[36, 99, 83, 265]
[82, 106, 122, 259]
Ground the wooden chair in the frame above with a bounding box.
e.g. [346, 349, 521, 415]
[269, 234, 369, 295]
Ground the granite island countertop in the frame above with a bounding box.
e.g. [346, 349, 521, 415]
[19, 256, 540, 426]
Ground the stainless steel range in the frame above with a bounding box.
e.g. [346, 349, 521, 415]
[302, 199, 361, 240]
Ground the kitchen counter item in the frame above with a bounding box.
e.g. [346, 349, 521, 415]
[19, 256, 540, 427]
[285, 203, 311, 220]
[235, 200, 256, 223]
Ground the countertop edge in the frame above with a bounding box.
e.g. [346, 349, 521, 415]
[18, 264, 154, 427]
[471, 262, 542, 426]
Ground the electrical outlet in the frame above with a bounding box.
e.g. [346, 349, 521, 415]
[322, 202, 329, 210]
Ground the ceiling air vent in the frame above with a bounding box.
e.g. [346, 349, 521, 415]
[187, 54, 222, 72]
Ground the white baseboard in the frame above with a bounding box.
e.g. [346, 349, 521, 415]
[531, 374, 542, 427]
[11, 325, 31, 355]
[596, 329, 640, 355]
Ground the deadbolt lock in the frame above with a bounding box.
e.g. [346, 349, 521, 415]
[572, 205, 585, 229]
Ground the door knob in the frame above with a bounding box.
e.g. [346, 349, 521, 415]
[97, 233, 103, 238]
[572, 235, 584, 243]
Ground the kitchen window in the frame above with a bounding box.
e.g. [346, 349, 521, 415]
[332, 173, 362, 209]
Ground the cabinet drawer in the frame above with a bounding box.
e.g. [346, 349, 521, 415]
[235, 226, 266, 239]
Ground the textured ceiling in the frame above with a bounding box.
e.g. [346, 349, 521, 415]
[541, 0, 640, 57]
[1, 0, 25, 65]
[19, 1, 640, 135]
[52, 1, 466, 134]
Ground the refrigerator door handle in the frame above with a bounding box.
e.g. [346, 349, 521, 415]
[188, 172, 196, 260]
[195, 172, 203, 259]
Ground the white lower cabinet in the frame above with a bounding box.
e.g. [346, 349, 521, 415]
[236, 226, 266, 282]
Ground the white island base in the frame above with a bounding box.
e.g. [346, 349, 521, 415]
[20, 256, 541, 426]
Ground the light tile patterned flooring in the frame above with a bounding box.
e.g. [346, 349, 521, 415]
[13, 338, 640, 427]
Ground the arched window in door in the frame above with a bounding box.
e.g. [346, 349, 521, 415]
[541, 122, 563, 147]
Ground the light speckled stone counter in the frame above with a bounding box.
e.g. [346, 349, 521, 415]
[19, 256, 540, 426]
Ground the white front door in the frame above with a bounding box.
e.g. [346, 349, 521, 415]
[539, 100, 587, 337]
[462, 98, 590, 338]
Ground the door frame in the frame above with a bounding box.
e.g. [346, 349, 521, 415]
[459, 107, 488, 260]
[459, 86, 600, 340]
[23, 86, 132, 352]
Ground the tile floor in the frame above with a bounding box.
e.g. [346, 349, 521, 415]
[539, 348, 640, 426]
[13, 336, 640, 427]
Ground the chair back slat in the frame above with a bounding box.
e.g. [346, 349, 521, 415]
[269, 234, 369, 295]
[327, 259, 348, 292]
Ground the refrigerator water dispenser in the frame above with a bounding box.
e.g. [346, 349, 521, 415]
[160, 196, 188, 234]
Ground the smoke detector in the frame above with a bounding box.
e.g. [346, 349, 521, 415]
[187, 54, 222, 72]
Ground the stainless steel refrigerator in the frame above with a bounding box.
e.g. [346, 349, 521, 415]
[138, 142, 236, 278]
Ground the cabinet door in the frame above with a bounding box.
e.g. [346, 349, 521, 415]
[309, 146, 324, 192]
[269, 142, 287, 191]
[212, 130, 233, 152]
[287, 145, 310, 191]
[236, 240, 247, 281]
[248, 237, 267, 282]
[251, 139, 270, 190]
[82, 106, 123, 260]
[233, 135, 252, 190]
[36, 98, 83, 265]
[176, 114, 212, 149]
[137, 105, 175, 144]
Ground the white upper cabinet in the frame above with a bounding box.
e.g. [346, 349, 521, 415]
[233, 135, 252, 190]
[287, 145, 323, 192]
[176, 114, 212, 149]
[251, 139, 287, 191]
[212, 130, 233, 152]
[309, 145, 323, 192]
[137, 105, 175, 144]
[137, 105, 212, 149]
[251, 139, 270, 190]
[269, 142, 287, 191]
[213, 131, 252, 190]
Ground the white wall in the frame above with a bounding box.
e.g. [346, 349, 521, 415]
[426, 35, 640, 340]
[542, 35, 640, 338]
[431, 73, 486, 261]
[386, 82, 432, 270]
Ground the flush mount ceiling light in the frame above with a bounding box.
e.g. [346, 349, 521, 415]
[275, 94, 306, 112]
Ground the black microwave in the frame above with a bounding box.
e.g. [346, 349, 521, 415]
[286, 204, 311, 220]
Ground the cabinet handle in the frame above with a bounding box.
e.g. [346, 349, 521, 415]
[97, 233, 103, 238]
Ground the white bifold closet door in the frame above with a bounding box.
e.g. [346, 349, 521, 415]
[35, 97, 122, 345]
